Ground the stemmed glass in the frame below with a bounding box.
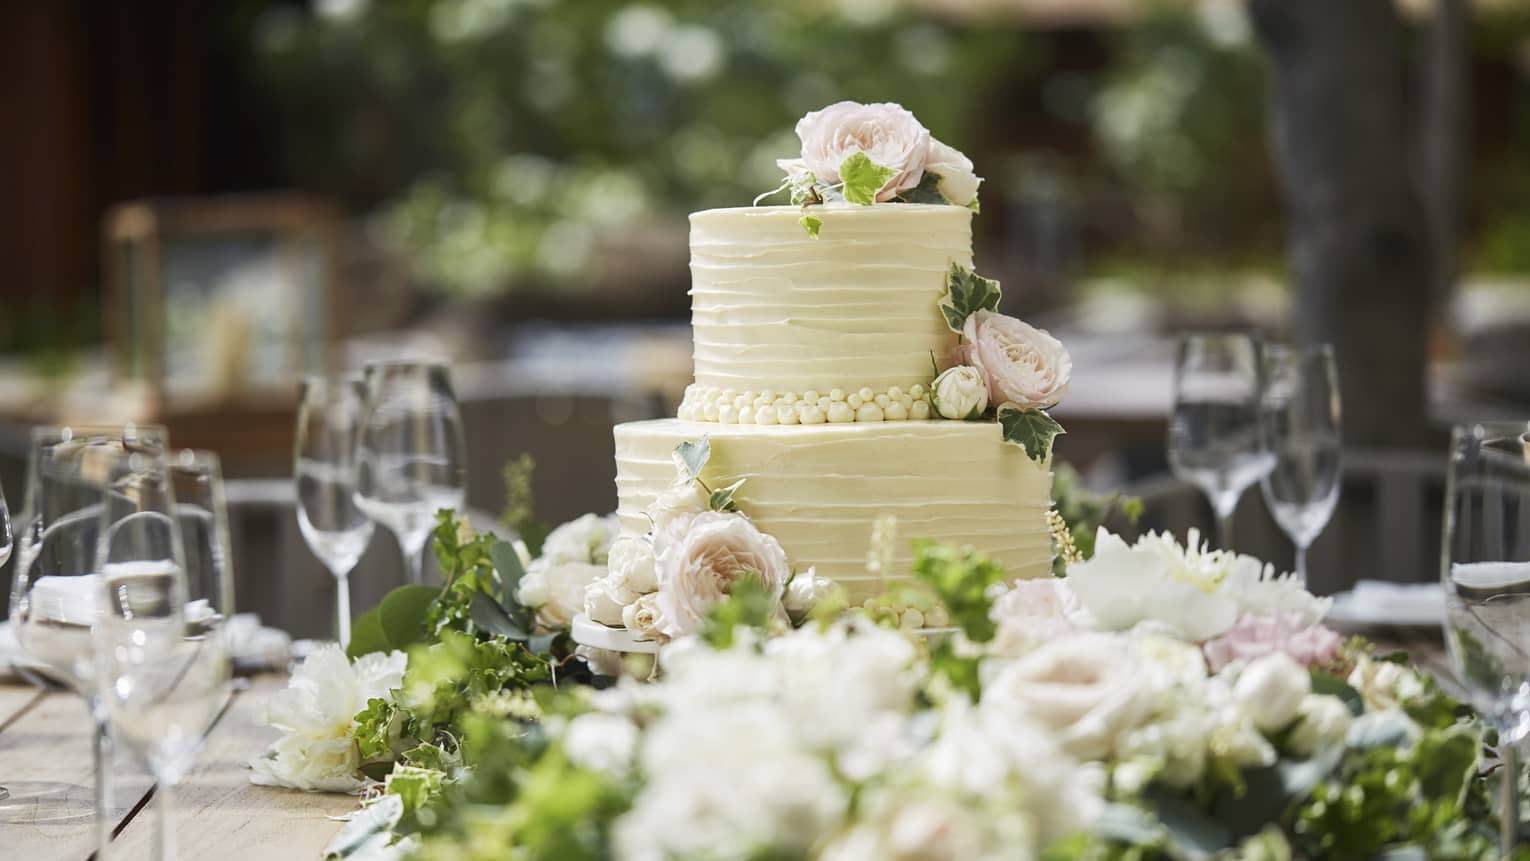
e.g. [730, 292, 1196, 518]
[95, 443, 230, 861]
[1258, 344, 1342, 586]
[10, 423, 167, 855]
[295, 376, 375, 646]
[354, 361, 467, 586]
[1168, 333, 1273, 550]
[171, 450, 236, 626]
[1441, 422, 1530, 855]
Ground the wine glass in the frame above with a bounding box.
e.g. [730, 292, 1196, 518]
[9, 423, 167, 854]
[171, 449, 236, 624]
[354, 361, 467, 586]
[1441, 421, 1530, 855]
[1167, 333, 1273, 550]
[95, 443, 229, 861]
[295, 376, 374, 647]
[1258, 344, 1342, 586]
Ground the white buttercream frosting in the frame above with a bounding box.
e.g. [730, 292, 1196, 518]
[614, 419, 1054, 603]
[688, 204, 970, 398]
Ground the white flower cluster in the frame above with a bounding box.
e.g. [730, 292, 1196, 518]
[516, 513, 620, 628]
[574, 619, 1101, 861]
[249, 645, 407, 793]
[677, 383, 931, 424]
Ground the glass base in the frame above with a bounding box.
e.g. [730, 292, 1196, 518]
[0, 780, 96, 825]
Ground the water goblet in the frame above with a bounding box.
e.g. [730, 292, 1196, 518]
[1258, 344, 1342, 586]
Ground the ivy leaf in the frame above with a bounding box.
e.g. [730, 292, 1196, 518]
[937, 263, 1002, 333]
[470, 589, 530, 641]
[798, 213, 823, 239]
[709, 478, 746, 512]
[998, 405, 1065, 465]
[838, 151, 896, 206]
[353, 697, 397, 761]
[896, 171, 947, 205]
[321, 794, 403, 860]
[672, 437, 711, 483]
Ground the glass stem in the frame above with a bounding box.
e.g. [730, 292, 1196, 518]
[156, 781, 177, 861]
[406, 543, 425, 586]
[335, 573, 352, 649]
[1295, 543, 1309, 588]
[93, 713, 114, 859]
[1213, 494, 1236, 551]
[1505, 742, 1520, 856]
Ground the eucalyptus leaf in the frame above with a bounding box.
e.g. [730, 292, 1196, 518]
[937, 263, 1002, 332]
[470, 589, 529, 641]
[998, 405, 1065, 465]
[379, 585, 440, 651]
[322, 794, 403, 860]
[528, 632, 559, 656]
[1347, 709, 1420, 750]
[838, 151, 896, 206]
[1310, 670, 1365, 716]
[1142, 785, 1235, 855]
[672, 437, 711, 483]
[709, 478, 746, 513]
[491, 539, 528, 606]
[347, 608, 389, 659]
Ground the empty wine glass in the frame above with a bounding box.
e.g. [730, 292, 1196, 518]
[1168, 333, 1273, 550]
[95, 444, 228, 861]
[295, 376, 374, 646]
[10, 423, 167, 855]
[355, 361, 467, 586]
[1258, 344, 1342, 586]
[171, 450, 235, 626]
[0, 480, 14, 804]
[1441, 421, 1530, 854]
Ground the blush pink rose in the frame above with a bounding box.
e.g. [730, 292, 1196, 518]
[654, 511, 790, 638]
[960, 310, 1072, 410]
[1203, 612, 1342, 673]
[990, 578, 1083, 649]
[794, 101, 930, 202]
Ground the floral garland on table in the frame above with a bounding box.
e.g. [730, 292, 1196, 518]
[257, 509, 1525, 861]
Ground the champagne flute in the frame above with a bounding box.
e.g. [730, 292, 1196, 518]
[1167, 333, 1273, 550]
[354, 361, 467, 586]
[9, 423, 167, 855]
[95, 444, 228, 861]
[1441, 422, 1530, 855]
[295, 376, 374, 646]
[1258, 344, 1342, 586]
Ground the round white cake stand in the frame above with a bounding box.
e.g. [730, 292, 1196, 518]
[571, 613, 662, 655]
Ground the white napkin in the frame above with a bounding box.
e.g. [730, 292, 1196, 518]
[1329, 579, 1444, 626]
[1450, 561, 1530, 591]
[29, 574, 103, 626]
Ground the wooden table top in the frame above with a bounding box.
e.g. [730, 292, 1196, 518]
[0, 673, 352, 860]
[0, 625, 1455, 860]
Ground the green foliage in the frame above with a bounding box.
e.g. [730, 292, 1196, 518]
[708, 477, 745, 513]
[347, 585, 440, 659]
[1308, 671, 1364, 717]
[386, 764, 446, 817]
[911, 541, 1007, 644]
[401, 629, 553, 745]
[798, 213, 823, 238]
[838, 151, 897, 205]
[672, 437, 711, 484]
[938, 262, 1003, 333]
[897, 171, 949, 205]
[353, 697, 399, 762]
[998, 405, 1065, 466]
[500, 454, 549, 557]
[701, 578, 777, 649]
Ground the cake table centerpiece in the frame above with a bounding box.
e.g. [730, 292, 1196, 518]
[571, 100, 1074, 649]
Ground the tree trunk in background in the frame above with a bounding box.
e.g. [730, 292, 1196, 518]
[1249, 0, 1435, 448]
[1422, 0, 1468, 314]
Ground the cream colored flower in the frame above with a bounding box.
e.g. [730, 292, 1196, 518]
[1289, 694, 1354, 756]
[623, 591, 668, 641]
[981, 633, 1154, 759]
[648, 481, 709, 553]
[654, 512, 790, 637]
[1233, 653, 1310, 731]
[961, 310, 1071, 410]
[925, 138, 981, 206]
[523, 559, 606, 628]
[607, 536, 658, 593]
[930, 365, 989, 420]
[793, 101, 930, 202]
[584, 572, 640, 626]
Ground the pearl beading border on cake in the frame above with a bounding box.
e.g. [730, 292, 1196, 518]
[678, 383, 933, 424]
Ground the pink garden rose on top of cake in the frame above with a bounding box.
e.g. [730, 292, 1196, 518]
[791, 101, 931, 201]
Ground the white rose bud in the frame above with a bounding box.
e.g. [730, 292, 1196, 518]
[622, 592, 668, 641]
[1288, 694, 1353, 757]
[584, 574, 639, 627]
[930, 366, 989, 420]
[782, 570, 840, 623]
[1233, 653, 1311, 732]
[516, 570, 548, 608]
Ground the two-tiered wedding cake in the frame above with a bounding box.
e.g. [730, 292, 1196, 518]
[583, 101, 1072, 640]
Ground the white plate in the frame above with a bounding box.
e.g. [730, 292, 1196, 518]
[1326, 581, 1443, 628]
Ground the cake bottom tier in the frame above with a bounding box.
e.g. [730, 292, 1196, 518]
[613, 418, 1054, 603]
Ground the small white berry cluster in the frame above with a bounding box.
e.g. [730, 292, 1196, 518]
[679, 383, 933, 425]
[859, 597, 951, 630]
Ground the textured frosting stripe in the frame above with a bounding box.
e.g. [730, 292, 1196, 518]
[614, 418, 1053, 604]
[688, 205, 971, 394]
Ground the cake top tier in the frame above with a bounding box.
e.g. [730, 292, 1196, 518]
[683, 203, 971, 420]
